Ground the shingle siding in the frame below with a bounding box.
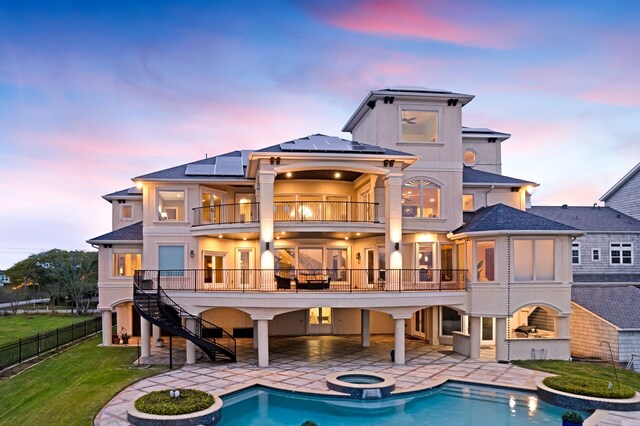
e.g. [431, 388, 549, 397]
[605, 169, 640, 221]
[571, 233, 640, 276]
[570, 303, 620, 360]
[618, 331, 640, 368]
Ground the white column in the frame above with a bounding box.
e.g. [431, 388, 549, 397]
[555, 315, 570, 338]
[385, 173, 403, 290]
[140, 317, 151, 357]
[257, 319, 270, 367]
[101, 309, 112, 346]
[258, 171, 276, 281]
[394, 317, 407, 364]
[361, 309, 370, 347]
[152, 325, 161, 343]
[185, 318, 197, 365]
[495, 317, 507, 362]
[253, 320, 259, 349]
[469, 316, 481, 359]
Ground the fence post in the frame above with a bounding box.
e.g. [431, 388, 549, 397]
[37, 333, 40, 357]
[18, 338, 21, 363]
[85, 320, 87, 337]
[56, 327, 59, 350]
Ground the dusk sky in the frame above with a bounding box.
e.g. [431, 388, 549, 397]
[1, 0, 639, 269]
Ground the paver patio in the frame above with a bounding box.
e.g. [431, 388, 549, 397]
[95, 335, 639, 425]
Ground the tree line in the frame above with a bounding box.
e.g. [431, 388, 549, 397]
[2, 249, 98, 314]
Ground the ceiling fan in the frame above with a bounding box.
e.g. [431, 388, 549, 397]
[402, 117, 416, 124]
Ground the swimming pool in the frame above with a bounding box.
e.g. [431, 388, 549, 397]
[217, 383, 586, 425]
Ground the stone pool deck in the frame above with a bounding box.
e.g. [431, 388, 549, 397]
[95, 335, 640, 425]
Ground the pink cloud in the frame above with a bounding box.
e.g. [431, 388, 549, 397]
[307, 0, 522, 49]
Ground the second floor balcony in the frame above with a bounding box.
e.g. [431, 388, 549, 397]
[192, 201, 379, 227]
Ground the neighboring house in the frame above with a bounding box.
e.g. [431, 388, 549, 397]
[89, 87, 580, 367]
[600, 162, 640, 221]
[530, 171, 640, 370]
[0, 270, 9, 287]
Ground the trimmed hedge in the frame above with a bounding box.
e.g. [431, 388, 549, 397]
[543, 375, 635, 399]
[135, 389, 214, 415]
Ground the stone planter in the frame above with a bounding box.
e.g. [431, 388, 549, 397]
[537, 379, 640, 412]
[127, 394, 222, 426]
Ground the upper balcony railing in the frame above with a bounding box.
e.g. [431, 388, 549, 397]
[273, 201, 378, 223]
[135, 268, 467, 293]
[193, 202, 260, 227]
[192, 201, 379, 227]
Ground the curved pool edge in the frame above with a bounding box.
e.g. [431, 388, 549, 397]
[537, 379, 640, 412]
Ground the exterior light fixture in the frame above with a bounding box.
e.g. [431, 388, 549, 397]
[335, 172, 341, 178]
[344, 237, 349, 240]
[266, 242, 270, 250]
[218, 235, 223, 238]
[356, 232, 360, 236]
[135, 181, 143, 189]
[395, 242, 400, 251]
[355, 252, 361, 262]
[243, 237, 247, 241]
[526, 185, 535, 195]
[286, 172, 292, 178]
[189, 250, 194, 258]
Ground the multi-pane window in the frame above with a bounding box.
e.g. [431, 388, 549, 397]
[112, 253, 141, 277]
[121, 205, 133, 220]
[592, 249, 600, 261]
[514, 240, 555, 281]
[610, 243, 633, 265]
[476, 241, 495, 282]
[571, 243, 580, 265]
[401, 110, 439, 142]
[401, 178, 441, 218]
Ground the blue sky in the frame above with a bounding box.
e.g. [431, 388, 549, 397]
[1, 0, 639, 268]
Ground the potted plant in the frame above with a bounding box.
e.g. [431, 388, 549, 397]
[562, 411, 584, 426]
[119, 327, 130, 345]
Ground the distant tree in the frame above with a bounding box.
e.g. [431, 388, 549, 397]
[0, 285, 30, 314]
[6, 249, 64, 307]
[48, 250, 98, 314]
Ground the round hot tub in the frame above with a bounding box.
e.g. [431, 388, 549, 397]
[326, 371, 395, 399]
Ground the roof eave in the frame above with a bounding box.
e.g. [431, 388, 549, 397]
[463, 182, 538, 187]
[342, 91, 475, 133]
[86, 239, 143, 245]
[449, 229, 583, 239]
[102, 195, 143, 202]
[131, 178, 254, 184]
[600, 162, 640, 201]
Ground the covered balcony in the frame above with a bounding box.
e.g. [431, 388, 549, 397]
[135, 268, 467, 292]
[192, 201, 379, 227]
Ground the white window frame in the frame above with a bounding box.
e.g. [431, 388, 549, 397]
[401, 177, 443, 219]
[610, 242, 633, 265]
[110, 249, 142, 279]
[462, 193, 475, 211]
[572, 242, 581, 265]
[398, 106, 443, 144]
[120, 204, 134, 221]
[463, 148, 479, 166]
[592, 248, 600, 262]
[156, 188, 187, 222]
[513, 238, 556, 282]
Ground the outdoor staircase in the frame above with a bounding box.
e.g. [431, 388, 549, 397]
[133, 278, 236, 362]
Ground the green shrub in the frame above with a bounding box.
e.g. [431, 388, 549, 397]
[135, 389, 214, 415]
[544, 375, 635, 399]
[562, 411, 584, 423]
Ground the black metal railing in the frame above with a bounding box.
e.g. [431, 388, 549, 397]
[0, 316, 102, 370]
[134, 269, 467, 293]
[193, 202, 259, 227]
[273, 201, 379, 223]
[192, 201, 380, 226]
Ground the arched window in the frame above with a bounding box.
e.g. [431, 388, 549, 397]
[401, 178, 441, 218]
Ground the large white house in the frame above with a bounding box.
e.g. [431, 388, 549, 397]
[88, 87, 581, 367]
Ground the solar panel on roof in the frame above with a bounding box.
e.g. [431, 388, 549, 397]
[279, 135, 385, 153]
[185, 164, 216, 176]
[214, 156, 244, 176]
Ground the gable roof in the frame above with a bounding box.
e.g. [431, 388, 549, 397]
[134, 150, 251, 181]
[600, 162, 640, 201]
[462, 127, 511, 138]
[528, 206, 640, 232]
[255, 134, 414, 156]
[103, 187, 142, 201]
[462, 166, 536, 186]
[572, 285, 640, 330]
[86, 221, 143, 244]
[452, 203, 578, 235]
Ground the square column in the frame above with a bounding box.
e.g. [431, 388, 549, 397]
[185, 317, 197, 365]
[253, 320, 259, 349]
[469, 316, 481, 359]
[258, 171, 276, 274]
[152, 325, 161, 343]
[495, 317, 507, 362]
[393, 316, 410, 364]
[384, 173, 404, 290]
[140, 317, 151, 357]
[101, 309, 112, 346]
[361, 309, 370, 347]
[256, 319, 270, 367]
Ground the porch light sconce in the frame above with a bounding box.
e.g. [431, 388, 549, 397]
[355, 252, 361, 262]
[266, 242, 270, 250]
[189, 250, 194, 258]
[394, 242, 400, 251]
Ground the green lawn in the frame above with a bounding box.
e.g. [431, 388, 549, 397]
[514, 359, 640, 391]
[0, 336, 166, 425]
[0, 314, 94, 345]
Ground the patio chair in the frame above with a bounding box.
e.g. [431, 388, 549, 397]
[275, 274, 291, 290]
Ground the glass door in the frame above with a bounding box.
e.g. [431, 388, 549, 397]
[366, 248, 375, 284]
[309, 307, 332, 335]
[481, 317, 495, 345]
[235, 248, 254, 289]
[440, 244, 454, 282]
[418, 243, 434, 283]
[202, 193, 222, 224]
[203, 252, 224, 288]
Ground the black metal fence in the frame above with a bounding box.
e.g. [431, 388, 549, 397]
[0, 316, 102, 370]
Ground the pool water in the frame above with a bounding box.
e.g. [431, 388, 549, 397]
[337, 374, 385, 384]
[217, 383, 585, 426]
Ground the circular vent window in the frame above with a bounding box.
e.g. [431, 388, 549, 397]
[463, 149, 477, 166]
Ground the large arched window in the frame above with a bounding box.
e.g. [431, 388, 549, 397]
[401, 178, 441, 218]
